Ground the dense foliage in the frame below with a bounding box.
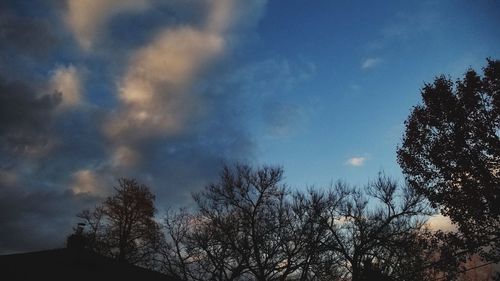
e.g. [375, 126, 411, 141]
[398, 59, 500, 262]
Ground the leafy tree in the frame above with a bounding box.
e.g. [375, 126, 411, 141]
[77, 178, 163, 267]
[397, 59, 500, 262]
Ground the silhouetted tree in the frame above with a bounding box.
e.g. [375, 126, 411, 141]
[163, 164, 309, 281]
[77, 178, 163, 267]
[162, 165, 451, 281]
[162, 207, 249, 281]
[162, 165, 295, 280]
[309, 175, 438, 281]
[288, 188, 346, 281]
[397, 59, 500, 263]
[198, 164, 315, 281]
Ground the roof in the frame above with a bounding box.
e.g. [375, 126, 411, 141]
[0, 248, 179, 281]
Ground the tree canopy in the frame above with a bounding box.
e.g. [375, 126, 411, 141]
[77, 178, 163, 266]
[397, 59, 500, 262]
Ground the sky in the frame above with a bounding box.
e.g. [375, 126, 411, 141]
[0, 0, 499, 254]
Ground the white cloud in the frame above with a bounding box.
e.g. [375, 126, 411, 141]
[65, 0, 151, 50]
[104, 0, 251, 148]
[426, 214, 456, 232]
[70, 169, 99, 194]
[111, 145, 141, 169]
[345, 156, 367, 167]
[50, 65, 83, 110]
[361, 57, 382, 70]
[105, 26, 224, 143]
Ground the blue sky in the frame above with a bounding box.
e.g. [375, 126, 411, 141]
[253, 0, 500, 187]
[0, 0, 499, 253]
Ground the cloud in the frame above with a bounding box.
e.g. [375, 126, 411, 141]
[0, 186, 98, 254]
[0, 169, 17, 186]
[206, 0, 234, 33]
[426, 214, 456, 232]
[361, 57, 382, 70]
[0, 0, 271, 254]
[200, 57, 315, 139]
[70, 169, 100, 195]
[0, 3, 58, 58]
[105, 27, 223, 144]
[367, 5, 441, 51]
[226, 58, 315, 97]
[50, 65, 84, 110]
[104, 0, 245, 166]
[0, 72, 107, 254]
[0, 77, 61, 157]
[381, 9, 439, 41]
[111, 145, 141, 169]
[65, 0, 152, 50]
[345, 156, 367, 167]
[100, 0, 269, 204]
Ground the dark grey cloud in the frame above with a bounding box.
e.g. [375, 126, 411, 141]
[0, 1, 106, 253]
[0, 77, 106, 254]
[0, 185, 98, 254]
[0, 0, 312, 255]
[132, 115, 255, 207]
[0, 77, 61, 157]
[0, 2, 58, 58]
[0, 1, 64, 83]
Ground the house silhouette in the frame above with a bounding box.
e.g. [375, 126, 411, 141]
[0, 247, 179, 281]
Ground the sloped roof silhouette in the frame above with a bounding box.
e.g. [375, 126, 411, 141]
[0, 248, 179, 281]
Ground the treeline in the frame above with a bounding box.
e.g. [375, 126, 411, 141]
[73, 167, 450, 281]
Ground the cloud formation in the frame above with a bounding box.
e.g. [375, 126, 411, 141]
[0, 3, 58, 59]
[0, 186, 98, 253]
[345, 156, 367, 167]
[0, 77, 60, 157]
[0, 0, 312, 255]
[426, 214, 456, 232]
[104, 0, 268, 169]
[70, 169, 101, 195]
[361, 57, 382, 70]
[65, 0, 152, 50]
[0, 0, 282, 254]
[50, 65, 84, 110]
[106, 27, 224, 146]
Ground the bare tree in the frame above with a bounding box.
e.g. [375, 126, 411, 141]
[162, 164, 305, 281]
[162, 166, 457, 281]
[194, 164, 300, 281]
[288, 188, 346, 281]
[310, 175, 437, 281]
[77, 178, 163, 267]
[162, 207, 248, 281]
